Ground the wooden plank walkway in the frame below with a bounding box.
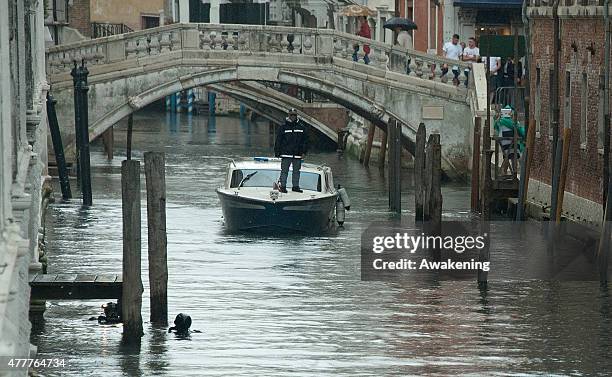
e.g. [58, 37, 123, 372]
[29, 274, 122, 300]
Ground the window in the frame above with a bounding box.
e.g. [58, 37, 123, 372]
[580, 72, 588, 147]
[535, 67, 541, 136]
[549, 68, 554, 139]
[142, 15, 160, 29]
[230, 169, 321, 192]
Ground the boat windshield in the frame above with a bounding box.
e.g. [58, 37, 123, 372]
[230, 169, 321, 191]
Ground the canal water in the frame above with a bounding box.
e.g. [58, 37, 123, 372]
[33, 110, 612, 376]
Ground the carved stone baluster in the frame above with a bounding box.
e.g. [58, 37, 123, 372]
[280, 34, 289, 52]
[221, 33, 229, 50]
[342, 40, 350, 59]
[201, 31, 212, 50]
[378, 48, 388, 69]
[215, 33, 224, 50]
[415, 58, 424, 78]
[293, 34, 302, 54]
[208, 32, 216, 50]
[61, 52, 71, 71]
[149, 35, 161, 55]
[225, 32, 236, 51]
[269, 34, 280, 52]
[434, 63, 445, 83]
[160, 32, 172, 53]
[138, 37, 149, 57]
[237, 32, 248, 51]
[303, 35, 313, 54]
[95, 45, 105, 63]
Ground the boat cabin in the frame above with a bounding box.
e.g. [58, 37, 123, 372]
[223, 157, 335, 193]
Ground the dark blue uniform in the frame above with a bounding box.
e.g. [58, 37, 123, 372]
[274, 117, 309, 190]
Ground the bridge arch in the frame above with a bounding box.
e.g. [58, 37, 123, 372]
[87, 67, 417, 153]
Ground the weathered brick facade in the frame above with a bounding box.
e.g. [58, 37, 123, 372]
[528, 4, 611, 207]
[68, 0, 91, 37]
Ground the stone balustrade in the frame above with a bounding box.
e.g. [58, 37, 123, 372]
[46, 23, 473, 89]
[527, 0, 610, 17]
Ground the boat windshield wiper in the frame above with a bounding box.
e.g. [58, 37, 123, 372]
[238, 171, 258, 188]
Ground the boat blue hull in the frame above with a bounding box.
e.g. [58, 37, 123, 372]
[217, 190, 337, 233]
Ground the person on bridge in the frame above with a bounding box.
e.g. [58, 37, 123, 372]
[353, 16, 371, 65]
[275, 108, 309, 193]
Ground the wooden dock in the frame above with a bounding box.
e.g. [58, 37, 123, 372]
[29, 274, 122, 300]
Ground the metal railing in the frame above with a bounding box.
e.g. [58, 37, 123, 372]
[494, 86, 526, 121]
[92, 23, 134, 39]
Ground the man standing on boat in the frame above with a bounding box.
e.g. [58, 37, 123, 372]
[275, 108, 309, 193]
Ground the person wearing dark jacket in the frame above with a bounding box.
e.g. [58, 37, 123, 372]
[274, 108, 309, 193]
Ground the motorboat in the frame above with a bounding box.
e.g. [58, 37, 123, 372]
[216, 157, 343, 232]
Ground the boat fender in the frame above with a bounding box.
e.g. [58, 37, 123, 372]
[336, 199, 346, 226]
[337, 185, 351, 211]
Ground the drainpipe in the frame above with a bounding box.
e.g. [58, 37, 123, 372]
[603, 0, 611, 209]
[549, 0, 562, 222]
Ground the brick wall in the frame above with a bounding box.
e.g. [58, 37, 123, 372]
[529, 14, 611, 205]
[303, 107, 349, 132]
[68, 0, 91, 37]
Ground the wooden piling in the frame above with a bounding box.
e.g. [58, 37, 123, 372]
[121, 159, 144, 341]
[378, 129, 387, 168]
[481, 150, 493, 221]
[470, 117, 481, 212]
[388, 119, 401, 213]
[363, 121, 376, 167]
[46, 93, 72, 200]
[102, 126, 114, 160]
[517, 118, 536, 220]
[144, 152, 168, 325]
[415, 123, 426, 221]
[127, 114, 134, 160]
[77, 70, 92, 207]
[425, 133, 442, 234]
[598, 175, 612, 282]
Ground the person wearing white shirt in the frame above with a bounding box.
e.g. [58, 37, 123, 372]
[442, 34, 462, 85]
[461, 37, 480, 87]
[395, 27, 413, 74]
[482, 55, 502, 101]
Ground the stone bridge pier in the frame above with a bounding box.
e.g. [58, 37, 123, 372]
[46, 23, 483, 177]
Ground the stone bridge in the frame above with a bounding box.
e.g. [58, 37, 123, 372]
[46, 23, 484, 175]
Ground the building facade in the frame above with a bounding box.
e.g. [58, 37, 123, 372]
[526, 0, 611, 224]
[1, 0, 50, 371]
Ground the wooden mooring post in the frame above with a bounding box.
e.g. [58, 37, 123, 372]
[46, 92, 72, 200]
[122, 159, 144, 341]
[414, 123, 426, 221]
[144, 152, 168, 325]
[102, 126, 114, 160]
[126, 114, 134, 160]
[76, 62, 93, 206]
[470, 117, 481, 212]
[363, 121, 376, 167]
[378, 129, 387, 169]
[424, 133, 442, 234]
[388, 119, 401, 213]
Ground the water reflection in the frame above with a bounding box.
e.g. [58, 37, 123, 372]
[32, 110, 612, 376]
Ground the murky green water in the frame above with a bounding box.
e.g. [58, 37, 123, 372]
[32, 110, 612, 376]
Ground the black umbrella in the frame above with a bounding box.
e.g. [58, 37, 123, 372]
[383, 17, 418, 31]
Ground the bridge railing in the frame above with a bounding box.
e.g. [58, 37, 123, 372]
[46, 23, 472, 89]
